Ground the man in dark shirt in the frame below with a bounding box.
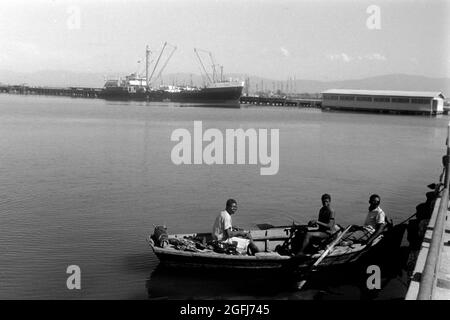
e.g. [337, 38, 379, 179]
[296, 193, 336, 255]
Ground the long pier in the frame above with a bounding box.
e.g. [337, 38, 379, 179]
[405, 123, 450, 300]
[0, 84, 102, 98]
[0, 84, 322, 107]
[240, 95, 322, 107]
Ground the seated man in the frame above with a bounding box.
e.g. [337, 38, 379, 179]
[295, 193, 336, 255]
[212, 199, 259, 255]
[345, 194, 387, 245]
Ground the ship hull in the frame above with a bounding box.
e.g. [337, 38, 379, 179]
[99, 85, 243, 107]
[98, 87, 149, 101]
[162, 86, 243, 103]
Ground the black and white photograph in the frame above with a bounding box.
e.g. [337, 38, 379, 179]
[0, 0, 449, 305]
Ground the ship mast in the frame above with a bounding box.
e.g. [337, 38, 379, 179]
[145, 45, 151, 91]
[208, 52, 217, 82]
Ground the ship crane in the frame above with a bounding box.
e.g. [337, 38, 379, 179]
[207, 51, 217, 82]
[208, 54, 224, 82]
[195, 48, 223, 85]
[147, 42, 177, 88]
[154, 43, 177, 84]
[148, 42, 166, 87]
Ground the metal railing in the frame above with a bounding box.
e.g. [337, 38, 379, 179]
[417, 122, 450, 299]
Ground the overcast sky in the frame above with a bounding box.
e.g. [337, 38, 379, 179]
[0, 0, 448, 81]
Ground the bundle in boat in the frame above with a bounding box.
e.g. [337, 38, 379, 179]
[149, 225, 169, 248]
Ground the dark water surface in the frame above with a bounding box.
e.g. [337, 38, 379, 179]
[0, 94, 447, 299]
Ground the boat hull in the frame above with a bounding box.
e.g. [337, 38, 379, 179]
[153, 248, 290, 270]
[148, 224, 407, 272]
[150, 242, 370, 271]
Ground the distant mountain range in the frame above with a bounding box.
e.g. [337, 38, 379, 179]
[1, 70, 449, 96]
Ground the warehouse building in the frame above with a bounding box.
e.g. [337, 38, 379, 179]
[321, 89, 445, 115]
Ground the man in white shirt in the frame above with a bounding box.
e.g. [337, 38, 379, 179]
[346, 194, 387, 245]
[212, 199, 259, 255]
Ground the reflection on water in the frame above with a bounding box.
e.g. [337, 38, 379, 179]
[146, 265, 312, 300]
[103, 100, 241, 109]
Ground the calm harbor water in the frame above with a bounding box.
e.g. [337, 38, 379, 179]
[0, 94, 448, 299]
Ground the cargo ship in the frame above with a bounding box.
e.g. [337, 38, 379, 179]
[99, 44, 244, 107]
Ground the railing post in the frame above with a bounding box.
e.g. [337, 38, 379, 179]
[417, 121, 450, 299]
[445, 124, 450, 187]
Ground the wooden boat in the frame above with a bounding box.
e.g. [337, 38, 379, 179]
[148, 227, 291, 270]
[147, 223, 407, 273]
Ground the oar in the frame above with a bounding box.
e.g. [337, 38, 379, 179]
[256, 222, 299, 230]
[296, 225, 353, 290]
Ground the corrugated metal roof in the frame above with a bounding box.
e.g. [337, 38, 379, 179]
[322, 89, 445, 98]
